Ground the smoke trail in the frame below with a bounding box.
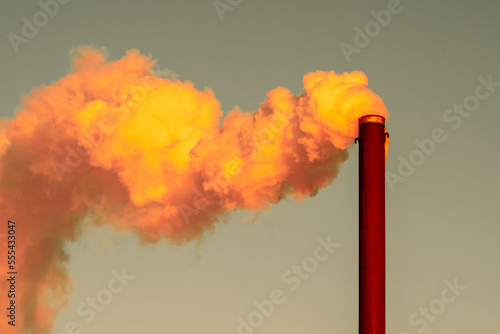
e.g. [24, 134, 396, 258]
[0, 47, 387, 333]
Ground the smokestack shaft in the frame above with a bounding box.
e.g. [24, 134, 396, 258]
[358, 115, 386, 334]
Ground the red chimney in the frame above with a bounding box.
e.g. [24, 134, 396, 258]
[356, 115, 387, 334]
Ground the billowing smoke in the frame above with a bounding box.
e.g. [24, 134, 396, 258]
[0, 47, 387, 333]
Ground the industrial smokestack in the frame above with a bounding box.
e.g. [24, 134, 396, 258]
[357, 115, 387, 334]
[0, 47, 389, 332]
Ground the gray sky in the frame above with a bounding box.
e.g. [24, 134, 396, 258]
[1, 0, 499, 333]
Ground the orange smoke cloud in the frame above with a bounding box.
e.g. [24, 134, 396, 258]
[0, 47, 387, 333]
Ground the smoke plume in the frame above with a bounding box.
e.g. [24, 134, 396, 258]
[0, 47, 387, 333]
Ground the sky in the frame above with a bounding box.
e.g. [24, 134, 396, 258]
[1, 0, 499, 333]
